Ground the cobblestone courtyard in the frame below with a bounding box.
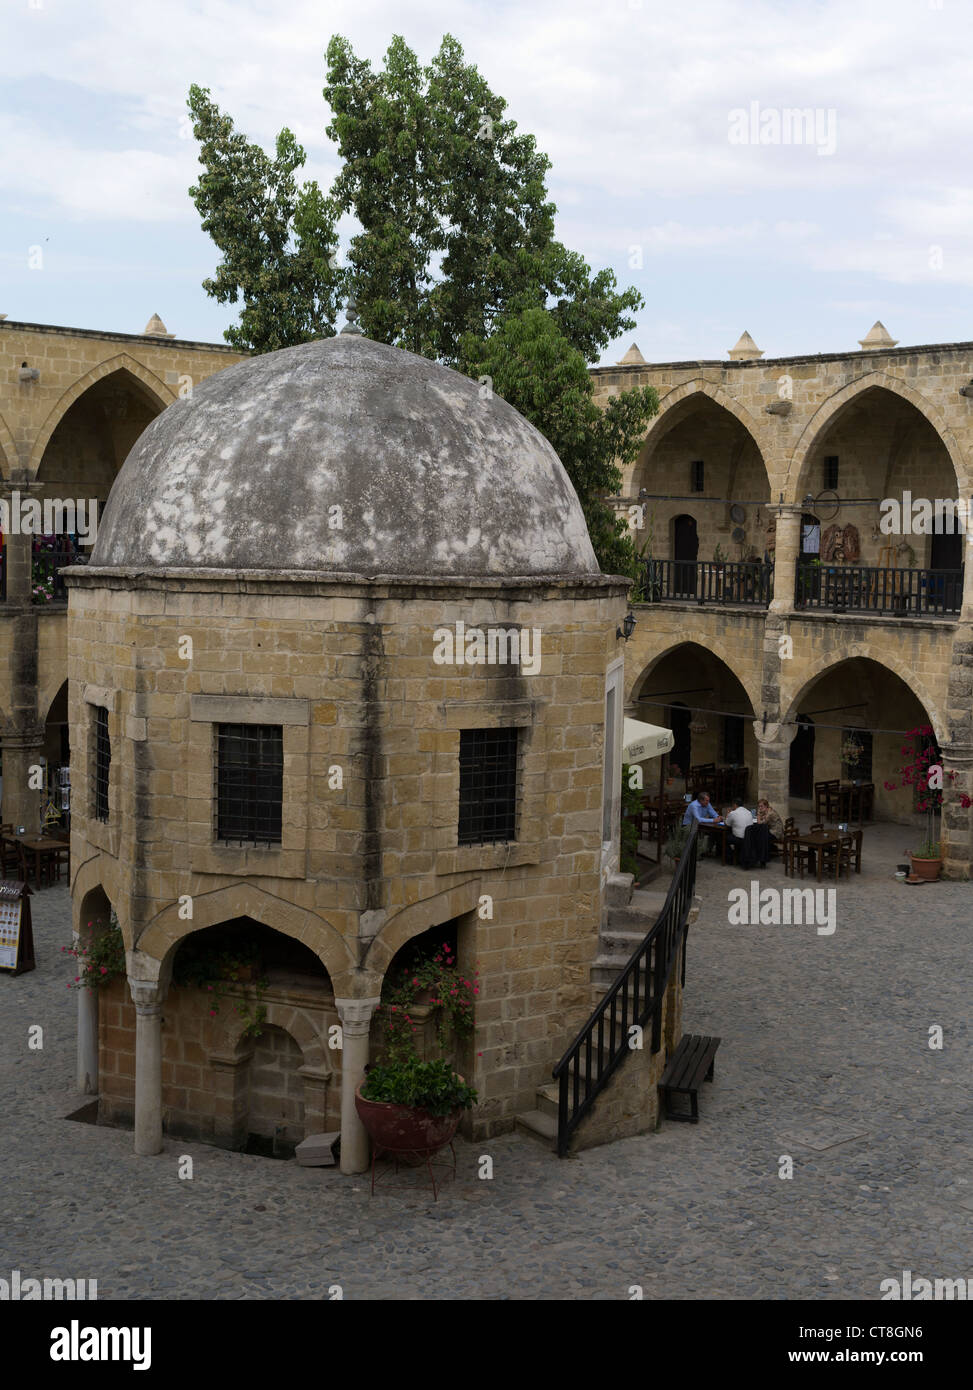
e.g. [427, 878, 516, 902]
[1, 828, 969, 1301]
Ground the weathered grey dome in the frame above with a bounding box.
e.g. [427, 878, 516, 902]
[92, 334, 599, 577]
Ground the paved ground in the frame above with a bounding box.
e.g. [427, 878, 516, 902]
[1, 825, 969, 1301]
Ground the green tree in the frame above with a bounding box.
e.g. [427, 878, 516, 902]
[187, 85, 345, 352]
[461, 310, 658, 578]
[187, 36, 658, 575]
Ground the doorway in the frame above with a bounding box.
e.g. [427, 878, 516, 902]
[673, 514, 699, 597]
[789, 714, 815, 800]
[668, 701, 692, 781]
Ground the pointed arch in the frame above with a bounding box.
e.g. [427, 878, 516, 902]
[0, 408, 17, 479]
[633, 377, 773, 486]
[137, 882, 353, 981]
[785, 371, 968, 502]
[27, 354, 175, 479]
[780, 646, 946, 746]
[626, 635, 761, 718]
[364, 878, 483, 980]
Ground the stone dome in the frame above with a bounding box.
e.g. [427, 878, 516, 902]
[91, 334, 599, 577]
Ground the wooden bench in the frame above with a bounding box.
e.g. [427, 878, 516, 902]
[658, 1033, 721, 1122]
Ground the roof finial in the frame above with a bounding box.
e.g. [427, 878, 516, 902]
[340, 294, 365, 336]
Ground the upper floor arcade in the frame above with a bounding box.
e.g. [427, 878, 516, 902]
[0, 316, 245, 604]
[593, 331, 973, 623]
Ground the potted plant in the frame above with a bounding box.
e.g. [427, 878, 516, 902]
[663, 823, 691, 866]
[356, 1057, 477, 1157]
[883, 724, 962, 880]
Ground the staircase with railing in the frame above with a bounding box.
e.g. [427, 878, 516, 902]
[520, 820, 700, 1156]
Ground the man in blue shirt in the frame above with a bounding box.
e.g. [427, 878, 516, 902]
[683, 791, 724, 855]
[683, 791, 722, 826]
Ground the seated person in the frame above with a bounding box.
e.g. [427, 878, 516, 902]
[724, 798, 754, 863]
[683, 790, 723, 854]
[756, 798, 784, 841]
[682, 790, 722, 826]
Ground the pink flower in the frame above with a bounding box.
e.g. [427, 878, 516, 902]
[473, 987, 479, 995]
[100, 966, 107, 975]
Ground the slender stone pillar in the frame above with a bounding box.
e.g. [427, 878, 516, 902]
[77, 962, 99, 1094]
[334, 996, 380, 1175]
[129, 978, 167, 1156]
[769, 508, 801, 615]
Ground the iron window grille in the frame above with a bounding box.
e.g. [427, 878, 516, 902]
[216, 724, 283, 845]
[458, 728, 518, 846]
[824, 455, 839, 491]
[93, 706, 111, 822]
[690, 460, 705, 492]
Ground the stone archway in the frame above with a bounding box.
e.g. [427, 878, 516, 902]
[139, 882, 353, 985]
[786, 372, 969, 504]
[27, 356, 174, 480]
[781, 653, 944, 826]
[208, 994, 335, 1152]
[0, 408, 17, 479]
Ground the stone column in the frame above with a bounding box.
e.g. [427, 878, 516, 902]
[753, 720, 799, 818]
[961, 548, 973, 624]
[0, 726, 45, 833]
[334, 996, 380, 1175]
[77, 957, 99, 1095]
[941, 623, 973, 878]
[769, 508, 801, 615]
[129, 978, 167, 1156]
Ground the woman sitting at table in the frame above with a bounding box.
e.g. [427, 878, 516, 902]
[756, 798, 784, 841]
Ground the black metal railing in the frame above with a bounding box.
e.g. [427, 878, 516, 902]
[31, 543, 83, 604]
[795, 563, 963, 617]
[638, 559, 773, 607]
[552, 820, 699, 1157]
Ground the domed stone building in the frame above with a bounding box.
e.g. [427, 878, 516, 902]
[67, 325, 643, 1170]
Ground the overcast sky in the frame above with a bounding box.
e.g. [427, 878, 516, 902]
[2, 0, 971, 363]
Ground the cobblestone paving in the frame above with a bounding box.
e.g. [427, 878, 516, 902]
[1, 827, 969, 1300]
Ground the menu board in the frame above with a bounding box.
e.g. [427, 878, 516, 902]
[0, 895, 21, 969]
[0, 880, 33, 974]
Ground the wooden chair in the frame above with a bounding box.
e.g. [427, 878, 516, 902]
[0, 836, 27, 882]
[49, 843, 70, 883]
[814, 780, 839, 821]
[782, 827, 812, 879]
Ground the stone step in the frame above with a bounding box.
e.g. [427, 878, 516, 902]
[598, 927, 650, 957]
[515, 1109, 557, 1149]
[295, 1130, 340, 1167]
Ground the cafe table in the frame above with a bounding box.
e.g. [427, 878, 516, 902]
[790, 828, 858, 883]
[7, 834, 69, 887]
[698, 820, 730, 865]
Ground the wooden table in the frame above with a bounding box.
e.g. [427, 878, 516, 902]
[6, 835, 69, 887]
[698, 820, 729, 864]
[790, 828, 860, 882]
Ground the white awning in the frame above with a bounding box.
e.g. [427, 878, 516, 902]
[623, 717, 674, 763]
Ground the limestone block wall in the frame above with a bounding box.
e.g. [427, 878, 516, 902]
[69, 567, 629, 1138]
[0, 319, 244, 480]
[97, 976, 338, 1148]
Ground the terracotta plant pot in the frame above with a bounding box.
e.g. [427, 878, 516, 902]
[355, 1080, 464, 1157]
[909, 855, 942, 882]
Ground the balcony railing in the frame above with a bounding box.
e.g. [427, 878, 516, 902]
[795, 563, 963, 617]
[637, 558, 774, 607]
[32, 543, 84, 605]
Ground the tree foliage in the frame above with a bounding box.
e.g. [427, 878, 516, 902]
[187, 36, 658, 575]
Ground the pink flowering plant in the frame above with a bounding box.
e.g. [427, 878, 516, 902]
[62, 914, 125, 989]
[883, 724, 969, 859]
[381, 941, 477, 1062]
[172, 937, 268, 1038]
